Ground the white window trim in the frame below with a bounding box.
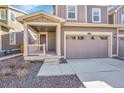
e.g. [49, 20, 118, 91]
[9, 31, 16, 45]
[10, 12, 16, 22]
[0, 9, 6, 20]
[121, 14, 124, 24]
[66, 5, 77, 20]
[92, 8, 101, 23]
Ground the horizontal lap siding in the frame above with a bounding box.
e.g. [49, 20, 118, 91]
[116, 6, 124, 24]
[2, 31, 23, 50]
[57, 5, 86, 23]
[87, 5, 108, 24]
[61, 27, 117, 56]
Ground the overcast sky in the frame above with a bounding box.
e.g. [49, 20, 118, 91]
[11, 5, 53, 13]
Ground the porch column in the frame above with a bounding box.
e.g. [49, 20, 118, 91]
[0, 26, 2, 50]
[56, 24, 61, 56]
[24, 24, 28, 56]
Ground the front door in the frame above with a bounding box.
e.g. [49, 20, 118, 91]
[40, 34, 47, 51]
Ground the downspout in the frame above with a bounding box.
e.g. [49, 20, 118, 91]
[0, 26, 2, 51]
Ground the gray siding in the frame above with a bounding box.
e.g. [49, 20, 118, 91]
[2, 31, 23, 50]
[87, 5, 108, 24]
[115, 6, 124, 24]
[48, 31, 56, 51]
[109, 14, 114, 24]
[56, 5, 108, 24]
[57, 5, 86, 23]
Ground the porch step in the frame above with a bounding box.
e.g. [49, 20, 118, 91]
[44, 58, 60, 64]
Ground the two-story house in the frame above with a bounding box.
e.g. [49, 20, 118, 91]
[108, 5, 124, 58]
[0, 5, 27, 57]
[17, 5, 123, 62]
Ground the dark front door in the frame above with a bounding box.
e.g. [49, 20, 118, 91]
[40, 35, 46, 44]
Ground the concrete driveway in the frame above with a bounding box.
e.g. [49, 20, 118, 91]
[38, 58, 124, 88]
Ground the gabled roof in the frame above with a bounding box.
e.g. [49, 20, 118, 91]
[0, 5, 28, 14]
[108, 5, 122, 15]
[17, 11, 65, 23]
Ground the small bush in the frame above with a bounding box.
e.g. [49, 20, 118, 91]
[0, 67, 12, 76]
[20, 63, 28, 69]
[16, 68, 28, 79]
[7, 59, 16, 68]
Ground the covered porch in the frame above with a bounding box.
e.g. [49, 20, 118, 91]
[17, 12, 65, 61]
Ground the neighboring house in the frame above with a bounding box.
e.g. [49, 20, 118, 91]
[108, 5, 124, 57]
[0, 5, 27, 57]
[17, 5, 124, 62]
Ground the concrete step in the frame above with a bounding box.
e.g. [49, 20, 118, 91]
[44, 58, 60, 64]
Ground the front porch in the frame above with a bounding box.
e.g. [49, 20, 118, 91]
[17, 12, 65, 62]
[24, 23, 61, 62]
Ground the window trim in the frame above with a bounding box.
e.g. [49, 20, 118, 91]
[0, 9, 6, 20]
[92, 8, 101, 23]
[9, 31, 16, 45]
[121, 14, 124, 24]
[66, 5, 77, 20]
[10, 12, 16, 22]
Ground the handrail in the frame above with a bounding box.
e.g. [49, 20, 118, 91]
[28, 43, 46, 55]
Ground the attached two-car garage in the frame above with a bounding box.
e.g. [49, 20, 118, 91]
[64, 32, 112, 59]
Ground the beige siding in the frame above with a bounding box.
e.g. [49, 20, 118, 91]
[61, 27, 117, 56]
[57, 5, 86, 23]
[87, 5, 108, 24]
[0, 7, 8, 24]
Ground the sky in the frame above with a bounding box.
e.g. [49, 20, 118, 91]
[11, 5, 53, 14]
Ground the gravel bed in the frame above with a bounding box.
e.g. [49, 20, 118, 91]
[32, 75, 84, 88]
[0, 56, 84, 88]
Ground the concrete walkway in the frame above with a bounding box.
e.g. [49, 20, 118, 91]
[38, 58, 124, 88]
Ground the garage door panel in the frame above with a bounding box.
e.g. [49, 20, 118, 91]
[119, 38, 124, 57]
[66, 35, 108, 59]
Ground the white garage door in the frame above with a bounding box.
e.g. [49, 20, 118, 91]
[66, 35, 108, 59]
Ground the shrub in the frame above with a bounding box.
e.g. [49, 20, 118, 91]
[16, 68, 28, 79]
[0, 67, 12, 76]
[7, 59, 16, 68]
[20, 62, 28, 69]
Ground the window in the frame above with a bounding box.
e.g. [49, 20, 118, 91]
[121, 14, 124, 24]
[9, 31, 16, 45]
[10, 12, 16, 22]
[77, 36, 84, 40]
[92, 8, 101, 22]
[66, 35, 76, 40]
[67, 5, 77, 20]
[0, 9, 6, 20]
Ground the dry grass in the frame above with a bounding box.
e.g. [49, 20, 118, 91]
[16, 68, 28, 79]
[0, 67, 12, 76]
[20, 62, 28, 69]
[7, 59, 16, 68]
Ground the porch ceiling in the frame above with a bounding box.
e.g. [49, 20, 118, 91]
[31, 25, 56, 32]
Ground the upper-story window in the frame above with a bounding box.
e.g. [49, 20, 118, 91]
[67, 5, 77, 20]
[92, 8, 101, 23]
[10, 12, 16, 22]
[9, 30, 16, 45]
[121, 14, 124, 24]
[0, 9, 6, 20]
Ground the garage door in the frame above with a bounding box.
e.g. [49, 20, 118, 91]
[66, 35, 108, 59]
[119, 37, 124, 57]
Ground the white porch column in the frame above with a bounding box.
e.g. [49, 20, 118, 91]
[24, 24, 28, 56]
[0, 26, 2, 50]
[56, 24, 61, 56]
